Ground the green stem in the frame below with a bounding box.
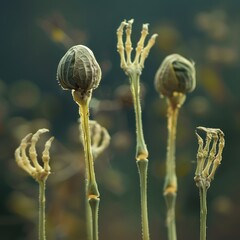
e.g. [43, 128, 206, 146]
[129, 72, 148, 160]
[137, 159, 149, 240]
[89, 197, 100, 240]
[199, 186, 207, 240]
[39, 180, 46, 240]
[76, 98, 92, 240]
[85, 181, 93, 240]
[129, 72, 150, 240]
[78, 97, 99, 240]
[79, 102, 99, 196]
[163, 103, 179, 240]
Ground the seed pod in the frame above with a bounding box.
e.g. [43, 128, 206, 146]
[154, 54, 196, 97]
[57, 45, 102, 92]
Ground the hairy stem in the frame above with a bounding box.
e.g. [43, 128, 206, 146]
[129, 72, 150, 240]
[39, 180, 46, 240]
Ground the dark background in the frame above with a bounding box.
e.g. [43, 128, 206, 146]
[0, 0, 240, 239]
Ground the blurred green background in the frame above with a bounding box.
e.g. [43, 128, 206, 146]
[1, 0, 240, 239]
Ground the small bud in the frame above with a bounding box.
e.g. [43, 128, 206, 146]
[154, 54, 196, 97]
[57, 45, 102, 93]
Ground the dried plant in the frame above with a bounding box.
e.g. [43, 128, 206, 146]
[12, 18, 229, 240]
[15, 129, 54, 240]
[57, 45, 103, 240]
[195, 127, 225, 240]
[154, 54, 196, 240]
[88, 120, 110, 160]
[117, 19, 157, 240]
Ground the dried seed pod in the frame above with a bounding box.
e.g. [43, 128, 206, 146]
[57, 45, 102, 92]
[154, 53, 196, 97]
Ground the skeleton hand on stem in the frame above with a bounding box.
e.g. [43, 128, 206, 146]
[15, 129, 54, 182]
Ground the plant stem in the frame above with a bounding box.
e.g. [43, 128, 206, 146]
[129, 72, 148, 161]
[137, 159, 149, 240]
[77, 104, 92, 240]
[80, 102, 99, 195]
[199, 186, 207, 240]
[39, 180, 46, 240]
[78, 96, 100, 240]
[163, 100, 180, 240]
[85, 181, 93, 240]
[89, 197, 100, 240]
[129, 72, 150, 240]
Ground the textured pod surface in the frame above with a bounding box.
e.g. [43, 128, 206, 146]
[57, 45, 102, 92]
[154, 54, 196, 97]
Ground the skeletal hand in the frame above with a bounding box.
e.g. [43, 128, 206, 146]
[117, 19, 158, 73]
[15, 129, 54, 182]
[88, 121, 110, 160]
[194, 127, 225, 189]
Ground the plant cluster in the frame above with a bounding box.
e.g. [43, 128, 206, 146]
[14, 19, 225, 240]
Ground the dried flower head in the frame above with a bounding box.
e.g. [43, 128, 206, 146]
[154, 53, 196, 97]
[57, 45, 102, 93]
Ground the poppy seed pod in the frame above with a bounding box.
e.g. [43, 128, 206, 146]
[154, 54, 196, 97]
[57, 45, 102, 93]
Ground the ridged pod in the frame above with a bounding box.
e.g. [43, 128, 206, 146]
[57, 45, 102, 93]
[154, 54, 196, 97]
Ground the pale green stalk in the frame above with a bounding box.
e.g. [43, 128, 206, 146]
[163, 94, 185, 240]
[163, 103, 179, 240]
[116, 19, 157, 240]
[77, 94, 100, 240]
[38, 180, 46, 240]
[130, 72, 150, 240]
[137, 159, 149, 240]
[195, 127, 225, 240]
[199, 185, 207, 240]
